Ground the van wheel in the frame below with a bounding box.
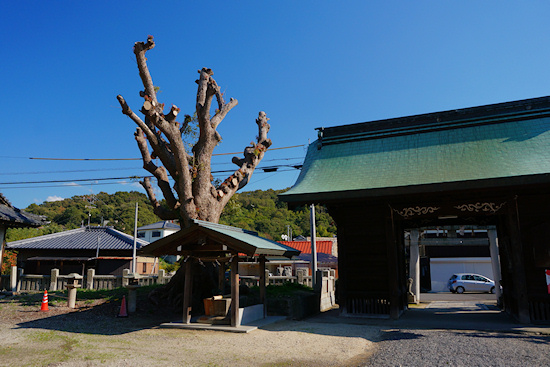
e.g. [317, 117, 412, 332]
[490, 287, 495, 294]
[456, 286, 465, 294]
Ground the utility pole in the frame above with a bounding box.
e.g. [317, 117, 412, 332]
[132, 202, 138, 274]
[286, 225, 293, 241]
[310, 204, 318, 288]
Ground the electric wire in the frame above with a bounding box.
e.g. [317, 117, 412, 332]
[0, 156, 304, 176]
[0, 168, 299, 189]
[0, 144, 306, 161]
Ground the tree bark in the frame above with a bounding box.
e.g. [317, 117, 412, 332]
[117, 36, 271, 227]
[118, 36, 271, 311]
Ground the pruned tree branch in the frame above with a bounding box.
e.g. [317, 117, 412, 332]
[220, 111, 272, 207]
[118, 36, 271, 227]
[134, 127, 179, 212]
[134, 35, 157, 103]
[117, 95, 177, 177]
[140, 177, 177, 220]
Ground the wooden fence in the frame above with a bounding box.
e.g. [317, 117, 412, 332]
[1, 267, 173, 292]
[4, 266, 335, 307]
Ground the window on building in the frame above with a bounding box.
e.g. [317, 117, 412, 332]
[152, 231, 161, 238]
[137, 232, 145, 238]
[142, 263, 147, 273]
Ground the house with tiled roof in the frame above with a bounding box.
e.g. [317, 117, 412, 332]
[0, 193, 49, 273]
[7, 226, 154, 276]
[278, 239, 338, 276]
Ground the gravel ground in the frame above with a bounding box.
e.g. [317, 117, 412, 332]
[0, 294, 380, 367]
[2, 292, 549, 367]
[363, 328, 550, 367]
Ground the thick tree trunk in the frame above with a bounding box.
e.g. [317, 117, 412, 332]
[117, 36, 272, 313]
[148, 261, 222, 314]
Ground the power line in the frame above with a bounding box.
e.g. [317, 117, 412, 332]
[0, 176, 150, 185]
[0, 182, 127, 189]
[4, 144, 307, 161]
[0, 168, 300, 189]
[0, 166, 301, 186]
[0, 157, 304, 176]
[0, 167, 143, 176]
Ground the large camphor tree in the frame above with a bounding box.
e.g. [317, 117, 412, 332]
[116, 36, 271, 308]
[117, 36, 271, 224]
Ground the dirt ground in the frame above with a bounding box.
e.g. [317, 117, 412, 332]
[0, 292, 379, 367]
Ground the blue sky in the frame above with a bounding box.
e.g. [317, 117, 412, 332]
[2, 2, 550, 209]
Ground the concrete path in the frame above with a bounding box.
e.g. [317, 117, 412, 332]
[305, 294, 550, 336]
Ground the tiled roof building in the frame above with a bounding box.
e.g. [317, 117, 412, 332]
[8, 226, 152, 276]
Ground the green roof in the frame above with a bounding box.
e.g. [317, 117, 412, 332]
[281, 96, 550, 203]
[140, 220, 300, 258]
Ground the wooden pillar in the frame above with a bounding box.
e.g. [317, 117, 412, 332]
[0, 225, 6, 274]
[327, 204, 346, 315]
[487, 228, 502, 300]
[409, 229, 420, 304]
[506, 199, 531, 323]
[218, 261, 225, 294]
[259, 256, 267, 318]
[230, 257, 240, 327]
[182, 259, 194, 324]
[386, 207, 401, 319]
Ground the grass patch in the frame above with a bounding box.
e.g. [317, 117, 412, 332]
[265, 282, 313, 297]
[75, 284, 162, 302]
[246, 282, 314, 299]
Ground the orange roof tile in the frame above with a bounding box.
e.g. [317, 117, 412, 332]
[278, 240, 333, 255]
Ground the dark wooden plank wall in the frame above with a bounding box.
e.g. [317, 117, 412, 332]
[329, 203, 404, 317]
[516, 193, 550, 323]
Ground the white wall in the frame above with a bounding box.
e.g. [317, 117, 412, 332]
[430, 257, 493, 292]
[138, 228, 178, 243]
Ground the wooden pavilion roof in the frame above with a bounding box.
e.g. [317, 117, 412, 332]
[139, 220, 300, 259]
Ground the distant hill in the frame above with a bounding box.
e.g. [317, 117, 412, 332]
[6, 189, 336, 242]
[6, 191, 158, 242]
[219, 188, 336, 240]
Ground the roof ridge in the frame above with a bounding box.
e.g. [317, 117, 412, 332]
[8, 227, 84, 246]
[0, 193, 12, 207]
[192, 219, 259, 236]
[105, 227, 149, 247]
[318, 95, 550, 146]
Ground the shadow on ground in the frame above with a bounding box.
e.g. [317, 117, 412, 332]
[8, 290, 180, 336]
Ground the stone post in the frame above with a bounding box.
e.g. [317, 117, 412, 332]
[123, 270, 140, 313]
[10, 266, 17, 292]
[122, 269, 130, 287]
[16, 268, 23, 292]
[50, 268, 59, 291]
[86, 268, 95, 290]
[66, 273, 82, 309]
[297, 268, 305, 285]
[125, 283, 140, 313]
[157, 269, 166, 285]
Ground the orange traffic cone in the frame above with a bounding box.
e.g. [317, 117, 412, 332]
[40, 290, 49, 312]
[117, 295, 128, 317]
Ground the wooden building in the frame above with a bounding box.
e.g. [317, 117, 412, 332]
[0, 193, 49, 272]
[281, 96, 550, 323]
[140, 220, 299, 327]
[8, 226, 153, 276]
